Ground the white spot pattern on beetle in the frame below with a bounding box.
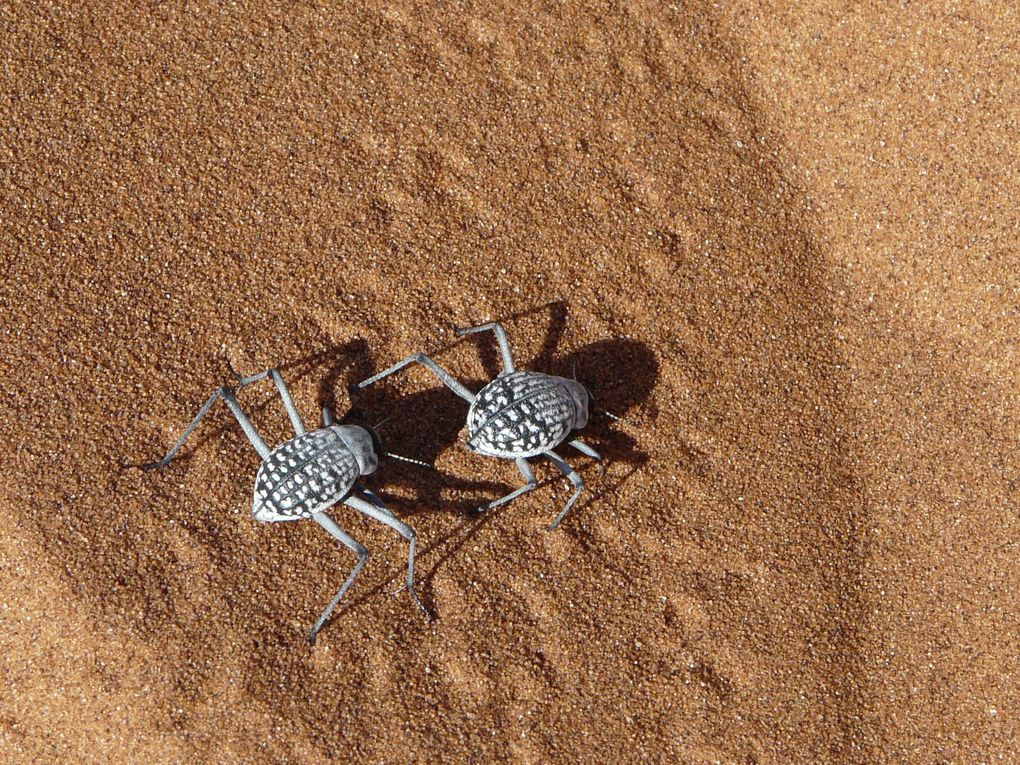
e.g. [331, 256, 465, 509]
[467, 371, 575, 458]
[253, 428, 359, 522]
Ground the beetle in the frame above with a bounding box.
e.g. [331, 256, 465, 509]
[353, 322, 603, 529]
[141, 365, 429, 643]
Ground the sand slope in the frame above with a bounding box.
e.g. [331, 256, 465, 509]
[1, 1, 1017, 762]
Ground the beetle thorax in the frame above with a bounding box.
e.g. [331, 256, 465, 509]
[331, 424, 379, 475]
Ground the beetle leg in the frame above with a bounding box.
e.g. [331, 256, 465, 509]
[353, 353, 475, 403]
[345, 494, 431, 618]
[543, 449, 586, 530]
[308, 512, 370, 644]
[567, 438, 605, 475]
[229, 366, 306, 436]
[474, 458, 537, 515]
[454, 321, 515, 373]
[140, 385, 270, 469]
[353, 483, 396, 519]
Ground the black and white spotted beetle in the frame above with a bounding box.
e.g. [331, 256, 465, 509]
[353, 322, 603, 530]
[141, 366, 429, 643]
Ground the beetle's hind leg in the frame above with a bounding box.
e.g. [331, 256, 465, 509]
[309, 511, 370, 644]
[542, 450, 586, 531]
[140, 385, 271, 469]
[345, 494, 431, 618]
[228, 365, 306, 436]
[454, 321, 515, 373]
[473, 458, 538, 515]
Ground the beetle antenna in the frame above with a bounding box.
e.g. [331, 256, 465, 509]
[599, 409, 638, 427]
[385, 452, 433, 469]
[373, 415, 393, 432]
[575, 375, 638, 428]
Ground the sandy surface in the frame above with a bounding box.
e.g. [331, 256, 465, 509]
[1, 1, 1017, 763]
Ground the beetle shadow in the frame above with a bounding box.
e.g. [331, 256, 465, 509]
[379, 308, 661, 602]
[349, 379, 510, 515]
[549, 337, 659, 499]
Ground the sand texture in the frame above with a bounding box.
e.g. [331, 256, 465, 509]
[1, 1, 1017, 763]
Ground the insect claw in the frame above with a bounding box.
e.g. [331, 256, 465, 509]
[411, 592, 432, 619]
[393, 582, 431, 618]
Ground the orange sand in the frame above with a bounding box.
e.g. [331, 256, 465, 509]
[1, 1, 1017, 762]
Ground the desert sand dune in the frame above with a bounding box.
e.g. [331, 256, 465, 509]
[1, 1, 1016, 763]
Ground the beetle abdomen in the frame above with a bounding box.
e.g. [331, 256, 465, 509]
[252, 428, 358, 522]
[466, 372, 575, 458]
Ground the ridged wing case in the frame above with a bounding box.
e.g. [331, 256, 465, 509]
[467, 371, 575, 458]
[252, 428, 359, 522]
